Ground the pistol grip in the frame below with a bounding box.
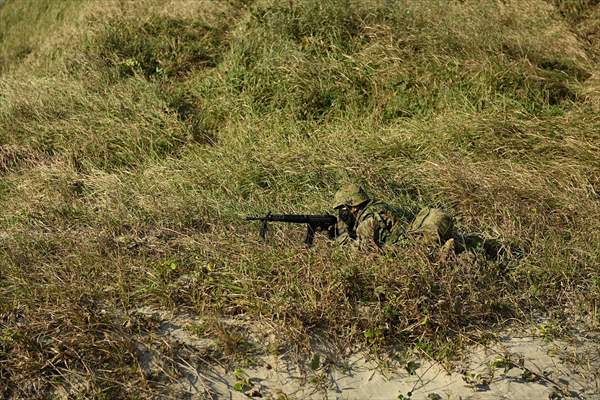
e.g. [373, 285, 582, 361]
[305, 223, 316, 247]
[260, 219, 269, 240]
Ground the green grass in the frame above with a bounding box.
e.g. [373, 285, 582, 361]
[1, 0, 599, 398]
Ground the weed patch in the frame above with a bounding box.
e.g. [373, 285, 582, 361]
[160, 85, 220, 145]
[92, 15, 228, 80]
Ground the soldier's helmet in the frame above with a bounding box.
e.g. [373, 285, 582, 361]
[333, 183, 370, 209]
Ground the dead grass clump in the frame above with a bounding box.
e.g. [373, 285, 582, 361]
[137, 237, 522, 357]
[0, 300, 193, 399]
[0, 304, 137, 399]
[0, 78, 195, 170]
[574, 3, 600, 58]
[0, 145, 38, 174]
[550, 0, 600, 23]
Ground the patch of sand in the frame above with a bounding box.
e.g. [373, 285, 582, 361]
[134, 308, 600, 399]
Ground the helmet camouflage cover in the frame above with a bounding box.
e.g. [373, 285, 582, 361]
[333, 183, 370, 209]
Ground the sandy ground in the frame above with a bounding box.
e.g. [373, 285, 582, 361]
[135, 308, 600, 400]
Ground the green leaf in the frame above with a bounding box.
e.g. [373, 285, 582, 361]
[491, 356, 513, 372]
[309, 353, 320, 371]
[233, 368, 247, 380]
[405, 361, 418, 375]
[233, 381, 249, 392]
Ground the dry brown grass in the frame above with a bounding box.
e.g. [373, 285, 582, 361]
[1, 0, 599, 398]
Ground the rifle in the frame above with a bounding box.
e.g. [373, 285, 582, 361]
[245, 212, 337, 246]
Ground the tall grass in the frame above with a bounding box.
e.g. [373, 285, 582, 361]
[1, 0, 599, 397]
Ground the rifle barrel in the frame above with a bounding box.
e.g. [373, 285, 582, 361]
[245, 214, 336, 224]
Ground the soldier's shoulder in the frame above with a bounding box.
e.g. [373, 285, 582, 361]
[361, 200, 413, 222]
[357, 200, 391, 220]
[364, 200, 398, 214]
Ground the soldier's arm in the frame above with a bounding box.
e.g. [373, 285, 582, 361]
[334, 218, 354, 245]
[355, 215, 383, 250]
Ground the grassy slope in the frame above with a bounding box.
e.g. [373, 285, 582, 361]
[1, 0, 599, 397]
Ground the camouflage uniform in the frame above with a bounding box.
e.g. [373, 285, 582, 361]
[333, 184, 453, 250]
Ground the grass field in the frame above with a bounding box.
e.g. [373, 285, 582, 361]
[1, 0, 599, 398]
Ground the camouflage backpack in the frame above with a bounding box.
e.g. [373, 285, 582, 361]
[408, 207, 454, 244]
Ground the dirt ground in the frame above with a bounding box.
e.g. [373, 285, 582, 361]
[132, 308, 600, 400]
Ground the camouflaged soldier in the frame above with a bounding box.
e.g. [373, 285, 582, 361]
[332, 183, 454, 250]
